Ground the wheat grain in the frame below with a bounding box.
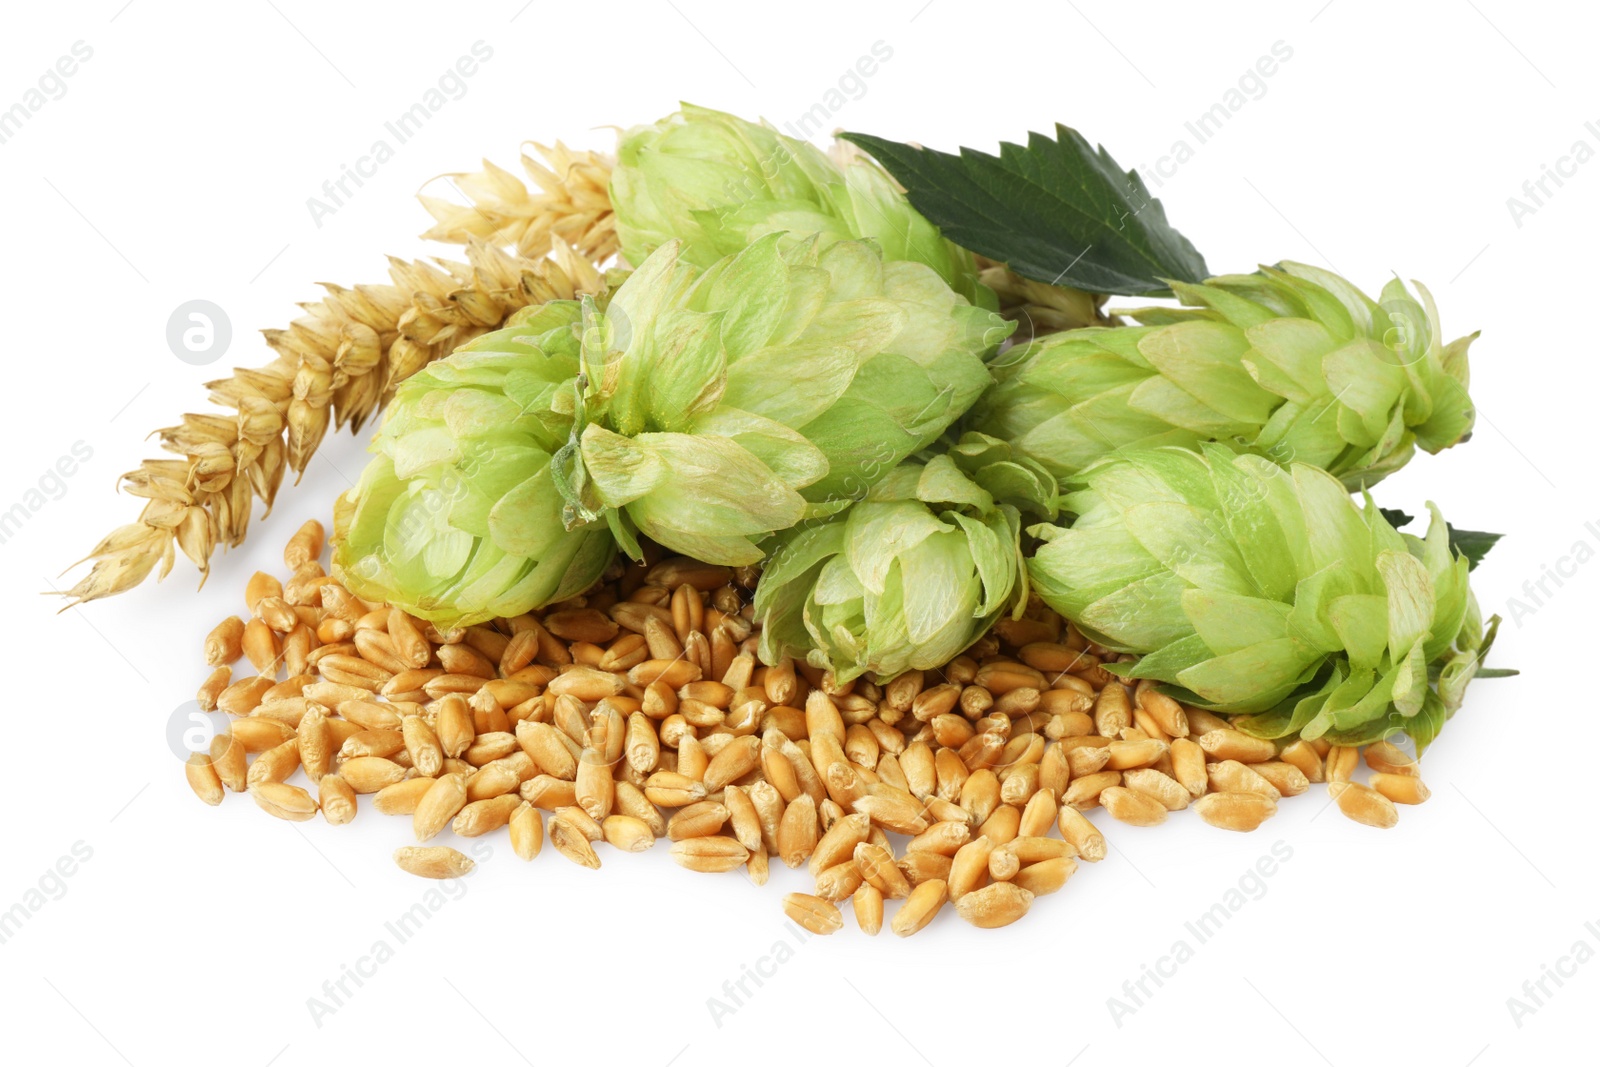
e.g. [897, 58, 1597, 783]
[1013, 857, 1074, 897]
[318, 774, 357, 825]
[783, 893, 844, 935]
[452, 795, 521, 837]
[372, 777, 436, 816]
[185, 753, 224, 806]
[209, 734, 248, 793]
[1206, 760, 1281, 800]
[1330, 781, 1400, 828]
[1365, 741, 1420, 777]
[953, 881, 1033, 929]
[246, 738, 301, 787]
[393, 846, 475, 879]
[1370, 772, 1431, 805]
[249, 782, 317, 821]
[670, 836, 749, 873]
[184, 524, 1447, 936]
[890, 878, 948, 937]
[1193, 792, 1278, 832]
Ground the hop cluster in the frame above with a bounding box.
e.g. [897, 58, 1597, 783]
[968, 262, 1476, 489]
[755, 433, 1058, 683]
[1027, 446, 1494, 750]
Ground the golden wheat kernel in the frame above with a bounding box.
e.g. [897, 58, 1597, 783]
[852, 884, 885, 936]
[393, 846, 475, 879]
[1193, 792, 1277, 832]
[954, 880, 1034, 929]
[783, 893, 844, 935]
[890, 878, 949, 937]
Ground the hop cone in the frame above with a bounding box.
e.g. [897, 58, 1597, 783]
[967, 262, 1476, 489]
[333, 301, 615, 625]
[609, 103, 992, 308]
[755, 433, 1057, 683]
[1027, 445, 1495, 751]
[559, 234, 1010, 565]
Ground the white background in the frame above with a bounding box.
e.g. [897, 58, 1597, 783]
[1, 2, 1594, 1064]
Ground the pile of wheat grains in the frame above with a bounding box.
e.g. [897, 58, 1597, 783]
[185, 518, 1431, 936]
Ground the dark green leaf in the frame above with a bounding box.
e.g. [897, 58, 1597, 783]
[1379, 507, 1413, 529]
[1377, 508, 1502, 571]
[1448, 527, 1503, 570]
[841, 126, 1208, 296]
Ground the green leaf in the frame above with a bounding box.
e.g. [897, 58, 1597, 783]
[1378, 508, 1502, 571]
[1447, 527, 1504, 570]
[840, 125, 1208, 296]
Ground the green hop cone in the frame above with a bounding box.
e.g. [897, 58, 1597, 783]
[610, 103, 993, 309]
[1027, 445, 1497, 752]
[967, 262, 1476, 489]
[558, 233, 1011, 566]
[333, 301, 615, 625]
[755, 433, 1057, 683]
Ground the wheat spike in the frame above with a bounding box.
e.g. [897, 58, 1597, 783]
[418, 142, 617, 264]
[60, 239, 606, 609]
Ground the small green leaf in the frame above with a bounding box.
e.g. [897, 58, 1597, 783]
[841, 125, 1208, 296]
[1379, 507, 1502, 571]
[1447, 527, 1503, 570]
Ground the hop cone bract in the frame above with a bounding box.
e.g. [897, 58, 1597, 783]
[1027, 445, 1495, 750]
[755, 433, 1057, 683]
[967, 262, 1476, 489]
[559, 234, 1010, 565]
[609, 103, 992, 308]
[333, 302, 615, 624]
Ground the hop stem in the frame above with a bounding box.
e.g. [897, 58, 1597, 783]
[975, 259, 1117, 340]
